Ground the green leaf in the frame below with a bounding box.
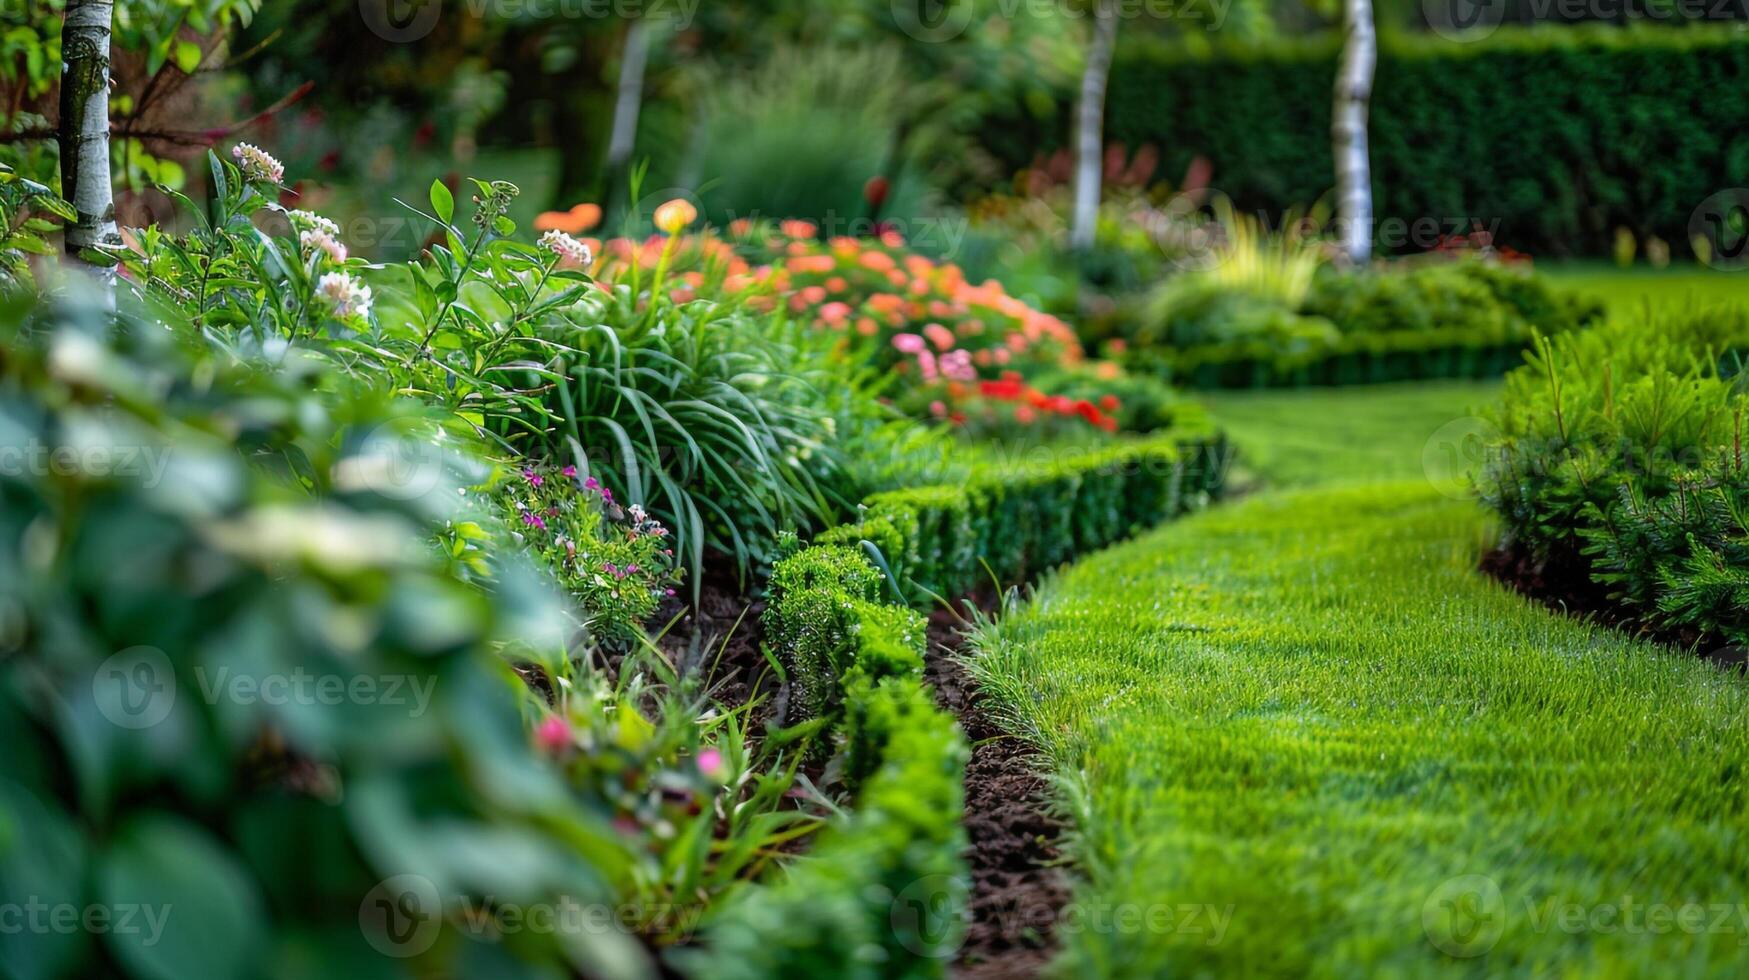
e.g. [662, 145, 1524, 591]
[99, 814, 264, 980]
[429, 178, 454, 226]
[172, 41, 202, 74]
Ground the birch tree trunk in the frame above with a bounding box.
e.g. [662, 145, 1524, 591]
[603, 18, 649, 216]
[1071, 0, 1119, 253]
[1332, 0, 1376, 265]
[58, 0, 119, 283]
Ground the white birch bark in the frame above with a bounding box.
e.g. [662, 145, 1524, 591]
[1071, 0, 1119, 253]
[604, 18, 649, 195]
[1333, 0, 1376, 265]
[59, 0, 119, 285]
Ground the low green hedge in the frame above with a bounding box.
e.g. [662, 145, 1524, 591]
[686, 427, 1228, 976]
[679, 678, 969, 979]
[823, 433, 1227, 602]
[979, 26, 1749, 259]
[1129, 260, 1604, 390]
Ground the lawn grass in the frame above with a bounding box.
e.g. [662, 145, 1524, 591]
[968, 385, 1749, 977]
[1200, 380, 1499, 488]
[1538, 261, 1747, 319]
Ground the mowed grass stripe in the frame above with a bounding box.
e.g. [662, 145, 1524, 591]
[971, 481, 1749, 978]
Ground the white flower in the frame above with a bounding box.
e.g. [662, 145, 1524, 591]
[539, 229, 593, 269]
[231, 143, 285, 184]
[288, 210, 340, 236]
[299, 229, 348, 264]
[317, 271, 372, 318]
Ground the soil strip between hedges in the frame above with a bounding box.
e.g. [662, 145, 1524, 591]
[925, 604, 1071, 980]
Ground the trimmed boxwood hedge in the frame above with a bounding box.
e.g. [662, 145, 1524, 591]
[686, 427, 1229, 977]
[978, 26, 1749, 258]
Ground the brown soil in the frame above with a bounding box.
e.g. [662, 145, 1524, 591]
[654, 576, 776, 713]
[654, 580, 1076, 976]
[925, 603, 1073, 980]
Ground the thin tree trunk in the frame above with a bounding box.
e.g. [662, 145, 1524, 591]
[603, 18, 649, 218]
[1333, 0, 1376, 265]
[59, 0, 119, 285]
[1071, 0, 1119, 253]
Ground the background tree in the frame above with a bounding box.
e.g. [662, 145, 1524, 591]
[1332, 0, 1376, 264]
[58, 0, 118, 277]
[1071, 0, 1118, 252]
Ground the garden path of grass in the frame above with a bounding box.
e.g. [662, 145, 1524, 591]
[968, 382, 1749, 977]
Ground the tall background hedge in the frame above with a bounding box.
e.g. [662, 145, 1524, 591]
[979, 26, 1749, 258]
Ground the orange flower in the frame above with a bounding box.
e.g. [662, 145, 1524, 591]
[653, 198, 698, 235]
[780, 219, 818, 240]
[859, 251, 897, 272]
[534, 202, 602, 233]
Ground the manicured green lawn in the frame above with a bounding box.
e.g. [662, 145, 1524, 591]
[1201, 380, 1500, 488]
[1539, 261, 1747, 319]
[969, 385, 1749, 977]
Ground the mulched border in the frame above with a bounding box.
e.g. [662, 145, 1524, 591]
[925, 603, 1072, 980]
[1479, 542, 1747, 671]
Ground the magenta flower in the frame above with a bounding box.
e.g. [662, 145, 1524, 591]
[535, 716, 570, 753]
[562, 465, 578, 478]
[522, 510, 547, 531]
[523, 468, 543, 488]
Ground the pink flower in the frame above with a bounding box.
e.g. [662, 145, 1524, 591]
[523, 468, 543, 488]
[562, 465, 577, 478]
[923, 323, 956, 351]
[697, 747, 729, 783]
[522, 510, 547, 531]
[892, 333, 927, 354]
[536, 716, 571, 753]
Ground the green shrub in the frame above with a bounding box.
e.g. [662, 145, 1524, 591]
[1131, 257, 1601, 389]
[980, 26, 1749, 259]
[0, 287, 669, 978]
[762, 545, 886, 724]
[677, 678, 968, 980]
[1478, 307, 1749, 642]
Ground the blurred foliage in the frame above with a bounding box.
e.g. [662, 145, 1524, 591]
[982, 25, 1749, 259]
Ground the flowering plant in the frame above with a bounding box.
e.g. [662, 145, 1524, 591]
[502, 464, 683, 648]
